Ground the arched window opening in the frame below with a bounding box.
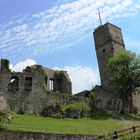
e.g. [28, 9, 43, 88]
[9, 76, 19, 91]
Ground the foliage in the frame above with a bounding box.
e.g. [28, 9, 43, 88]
[3, 59, 9, 69]
[90, 108, 111, 119]
[62, 102, 90, 119]
[41, 103, 63, 118]
[90, 92, 97, 112]
[41, 102, 90, 119]
[44, 70, 48, 76]
[90, 92, 97, 100]
[0, 110, 12, 130]
[54, 71, 64, 83]
[121, 132, 140, 140]
[108, 50, 140, 112]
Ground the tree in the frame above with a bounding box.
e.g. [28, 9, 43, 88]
[108, 50, 140, 113]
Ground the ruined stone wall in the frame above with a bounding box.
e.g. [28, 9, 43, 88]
[0, 130, 99, 140]
[92, 86, 122, 111]
[0, 59, 72, 113]
[5, 90, 89, 114]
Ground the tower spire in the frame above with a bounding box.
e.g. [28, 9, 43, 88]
[98, 9, 102, 26]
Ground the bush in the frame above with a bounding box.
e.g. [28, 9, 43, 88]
[63, 102, 90, 119]
[0, 110, 11, 130]
[41, 102, 90, 119]
[41, 103, 63, 117]
[90, 92, 97, 112]
[90, 108, 110, 119]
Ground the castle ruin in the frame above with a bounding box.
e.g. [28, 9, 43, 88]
[0, 59, 72, 113]
[0, 22, 140, 114]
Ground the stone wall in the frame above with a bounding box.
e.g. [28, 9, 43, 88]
[92, 86, 122, 111]
[0, 96, 7, 110]
[0, 59, 72, 114]
[0, 130, 99, 140]
[1, 90, 89, 114]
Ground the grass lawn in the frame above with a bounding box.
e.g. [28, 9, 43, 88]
[6, 114, 140, 135]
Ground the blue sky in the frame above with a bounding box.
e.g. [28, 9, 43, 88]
[0, 0, 140, 93]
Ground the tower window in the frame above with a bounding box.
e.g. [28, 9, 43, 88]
[103, 49, 106, 53]
[25, 77, 32, 91]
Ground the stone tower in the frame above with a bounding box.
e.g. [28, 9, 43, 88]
[93, 23, 125, 88]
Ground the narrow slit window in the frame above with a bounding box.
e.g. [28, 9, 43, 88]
[45, 77, 48, 85]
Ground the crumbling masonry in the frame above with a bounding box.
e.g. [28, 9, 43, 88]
[0, 59, 72, 113]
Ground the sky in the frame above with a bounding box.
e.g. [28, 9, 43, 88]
[0, 0, 140, 93]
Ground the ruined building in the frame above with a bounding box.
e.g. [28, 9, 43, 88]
[0, 59, 72, 113]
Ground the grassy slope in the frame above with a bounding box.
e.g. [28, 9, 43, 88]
[6, 114, 140, 135]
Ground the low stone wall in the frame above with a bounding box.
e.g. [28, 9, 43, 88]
[0, 130, 100, 140]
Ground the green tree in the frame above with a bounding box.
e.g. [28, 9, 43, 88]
[108, 50, 140, 113]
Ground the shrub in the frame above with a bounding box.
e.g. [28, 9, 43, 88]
[90, 108, 110, 119]
[41, 103, 63, 117]
[0, 110, 11, 130]
[63, 102, 90, 119]
[41, 102, 90, 119]
[90, 92, 97, 111]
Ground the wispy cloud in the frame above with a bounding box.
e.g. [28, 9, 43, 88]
[0, 0, 140, 58]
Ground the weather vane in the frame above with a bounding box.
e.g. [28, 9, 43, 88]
[98, 9, 102, 26]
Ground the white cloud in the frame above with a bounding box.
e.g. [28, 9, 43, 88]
[10, 59, 37, 72]
[0, 0, 139, 58]
[54, 66, 100, 93]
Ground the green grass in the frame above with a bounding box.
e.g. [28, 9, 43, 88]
[120, 132, 140, 140]
[6, 114, 140, 135]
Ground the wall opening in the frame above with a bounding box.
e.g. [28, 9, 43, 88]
[102, 49, 106, 53]
[45, 77, 48, 85]
[25, 77, 32, 91]
[49, 78, 54, 91]
[9, 76, 19, 91]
